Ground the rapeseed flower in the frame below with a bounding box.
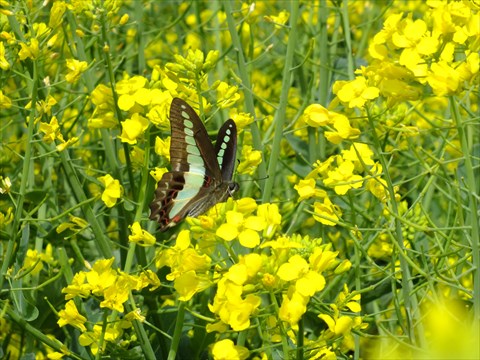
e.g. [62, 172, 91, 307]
[313, 197, 342, 226]
[98, 174, 122, 207]
[216, 210, 266, 248]
[57, 300, 87, 332]
[65, 58, 88, 84]
[323, 160, 363, 195]
[211, 339, 249, 360]
[334, 76, 379, 109]
[237, 145, 262, 175]
[128, 222, 155, 247]
[118, 113, 149, 144]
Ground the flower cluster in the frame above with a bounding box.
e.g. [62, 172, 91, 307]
[58, 258, 159, 355]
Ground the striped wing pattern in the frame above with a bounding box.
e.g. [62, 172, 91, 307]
[149, 98, 238, 231]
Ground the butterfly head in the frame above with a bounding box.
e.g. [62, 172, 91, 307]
[228, 181, 239, 196]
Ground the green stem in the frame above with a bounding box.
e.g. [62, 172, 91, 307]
[366, 107, 423, 346]
[449, 97, 479, 352]
[168, 301, 186, 360]
[6, 306, 86, 360]
[262, 0, 299, 203]
[340, 0, 355, 80]
[1, 58, 38, 280]
[224, 1, 267, 182]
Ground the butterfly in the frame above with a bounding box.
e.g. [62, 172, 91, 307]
[149, 98, 239, 231]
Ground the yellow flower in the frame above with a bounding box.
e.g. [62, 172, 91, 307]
[86, 258, 117, 295]
[257, 203, 282, 239]
[237, 145, 262, 175]
[128, 221, 156, 247]
[214, 81, 240, 108]
[229, 110, 254, 130]
[0, 206, 13, 226]
[341, 143, 375, 171]
[39, 116, 63, 144]
[211, 339, 249, 360]
[294, 178, 326, 201]
[116, 76, 148, 111]
[23, 249, 44, 275]
[426, 61, 461, 96]
[18, 38, 39, 61]
[265, 10, 290, 29]
[0, 89, 12, 109]
[100, 273, 136, 312]
[65, 58, 88, 84]
[62, 272, 91, 300]
[0, 41, 10, 70]
[278, 287, 308, 326]
[57, 300, 87, 332]
[324, 113, 361, 144]
[323, 160, 363, 195]
[174, 270, 212, 301]
[56, 215, 89, 234]
[335, 76, 379, 108]
[302, 103, 331, 127]
[313, 197, 342, 226]
[208, 275, 261, 331]
[150, 167, 168, 182]
[118, 113, 149, 144]
[98, 174, 122, 207]
[88, 84, 116, 129]
[0, 176, 11, 194]
[216, 210, 266, 248]
[49, 1, 69, 28]
[154, 136, 171, 161]
[147, 90, 172, 129]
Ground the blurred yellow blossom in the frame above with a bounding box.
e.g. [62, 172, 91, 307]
[128, 222, 156, 247]
[118, 113, 149, 144]
[294, 178, 326, 201]
[150, 167, 168, 182]
[154, 136, 171, 161]
[334, 76, 379, 108]
[65, 59, 88, 84]
[229, 110, 254, 130]
[211, 339, 249, 360]
[302, 104, 331, 127]
[216, 210, 266, 248]
[324, 113, 361, 144]
[0, 41, 9, 70]
[237, 145, 262, 175]
[323, 160, 363, 195]
[313, 197, 342, 226]
[214, 81, 240, 108]
[265, 10, 290, 29]
[57, 300, 87, 332]
[98, 174, 122, 207]
[0, 89, 12, 109]
[18, 38, 39, 61]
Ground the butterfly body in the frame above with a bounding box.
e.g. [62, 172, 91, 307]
[149, 98, 238, 231]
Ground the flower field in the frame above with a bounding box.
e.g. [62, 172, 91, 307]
[0, 0, 479, 359]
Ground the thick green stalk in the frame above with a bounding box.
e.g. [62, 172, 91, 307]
[450, 97, 479, 353]
[167, 301, 186, 360]
[262, 0, 299, 203]
[1, 59, 37, 280]
[224, 1, 267, 182]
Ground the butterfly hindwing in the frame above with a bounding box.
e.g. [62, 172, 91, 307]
[149, 98, 238, 231]
[214, 119, 237, 181]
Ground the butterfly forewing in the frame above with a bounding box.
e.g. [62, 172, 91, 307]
[169, 98, 222, 179]
[149, 98, 238, 231]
